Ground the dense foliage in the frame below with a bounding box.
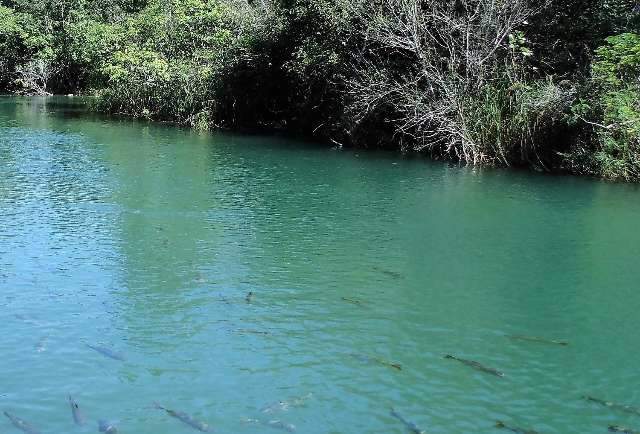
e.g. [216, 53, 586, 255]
[0, 0, 639, 180]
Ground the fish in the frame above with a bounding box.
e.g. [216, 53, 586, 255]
[98, 419, 118, 433]
[341, 297, 363, 306]
[69, 395, 86, 425]
[265, 419, 296, 432]
[584, 396, 640, 416]
[154, 402, 212, 432]
[87, 344, 125, 361]
[261, 393, 313, 414]
[609, 425, 640, 433]
[241, 417, 295, 432]
[352, 353, 402, 371]
[373, 266, 402, 279]
[496, 420, 539, 434]
[508, 335, 569, 346]
[246, 292, 254, 303]
[288, 393, 312, 407]
[376, 357, 402, 370]
[3, 411, 41, 434]
[390, 408, 426, 434]
[235, 329, 270, 335]
[261, 400, 290, 414]
[444, 354, 504, 377]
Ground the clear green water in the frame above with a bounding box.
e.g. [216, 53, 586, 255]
[1, 96, 640, 434]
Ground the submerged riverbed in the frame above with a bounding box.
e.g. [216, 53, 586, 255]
[1, 97, 640, 434]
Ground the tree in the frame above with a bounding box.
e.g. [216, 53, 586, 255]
[345, 0, 567, 164]
[15, 57, 57, 94]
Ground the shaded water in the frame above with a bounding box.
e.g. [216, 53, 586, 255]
[1, 96, 640, 434]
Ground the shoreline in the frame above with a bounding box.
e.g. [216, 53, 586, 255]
[0, 94, 635, 184]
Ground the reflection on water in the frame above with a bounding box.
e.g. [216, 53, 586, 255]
[1, 97, 640, 433]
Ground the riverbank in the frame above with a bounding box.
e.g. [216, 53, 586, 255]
[1, 1, 638, 181]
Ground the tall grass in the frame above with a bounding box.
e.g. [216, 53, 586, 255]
[463, 79, 575, 168]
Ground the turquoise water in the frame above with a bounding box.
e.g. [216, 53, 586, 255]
[1, 96, 640, 434]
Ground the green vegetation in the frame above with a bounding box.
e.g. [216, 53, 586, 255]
[1, 0, 639, 180]
[573, 33, 640, 180]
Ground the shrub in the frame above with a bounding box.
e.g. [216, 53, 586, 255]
[61, 19, 125, 89]
[95, 48, 219, 126]
[464, 79, 575, 168]
[345, 0, 574, 166]
[94, 0, 235, 126]
[572, 33, 640, 180]
[0, 6, 51, 92]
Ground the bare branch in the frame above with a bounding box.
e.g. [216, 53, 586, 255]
[347, 0, 541, 164]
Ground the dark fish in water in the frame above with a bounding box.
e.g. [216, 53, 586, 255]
[98, 419, 118, 433]
[508, 335, 569, 346]
[3, 411, 41, 434]
[609, 425, 640, 433]
[352, 353, 402, 371]
[496, 420, 539, 434]
[87, 344, 125, 361]
[584, 396, 640, 416]
[373, 266, 402, 279]
[246, 292, 254, 303]
[235, 329, 270, 335]
[154, 402, 212, 432]
[69, 395, 86, 425]
[444, 355, 504, 377]
[341, 297, 363, 306]
[379, 358, 402, 370]
[390, 408, 426, 434]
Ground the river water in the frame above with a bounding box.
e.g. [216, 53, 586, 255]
[1, 96, 639, 434]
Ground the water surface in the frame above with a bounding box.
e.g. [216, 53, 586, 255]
[1, 97, 640, 434]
